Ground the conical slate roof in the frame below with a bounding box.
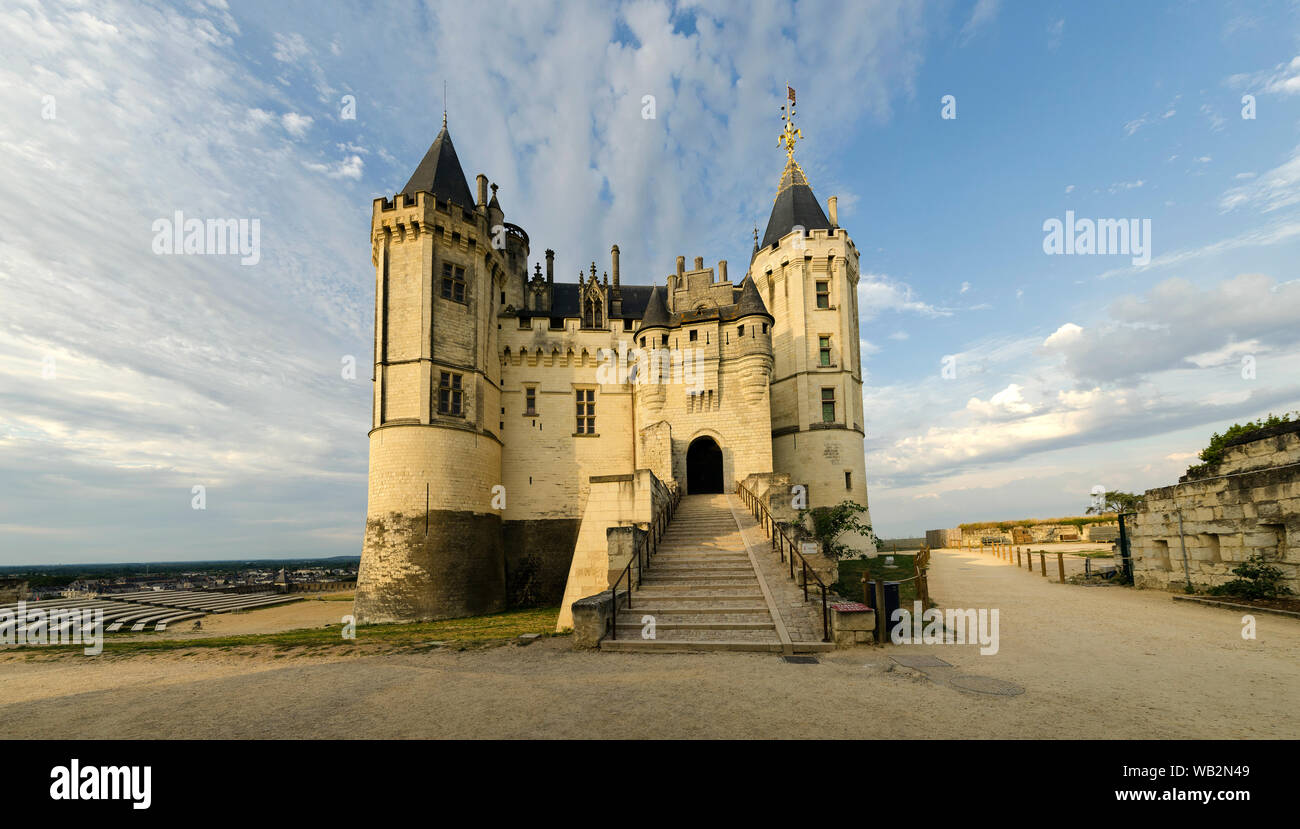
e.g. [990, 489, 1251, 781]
[636, 285, 671, 331]
[733, 275, 772, 319]
[401, 124, 475, 208]
[760, 156, 830, 249]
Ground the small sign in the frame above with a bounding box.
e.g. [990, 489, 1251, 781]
[800, 542, 818, 560]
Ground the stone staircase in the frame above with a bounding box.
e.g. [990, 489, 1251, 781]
[600, 493, 788, 653]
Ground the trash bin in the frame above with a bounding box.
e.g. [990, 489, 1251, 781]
[864, 579, 901, 623]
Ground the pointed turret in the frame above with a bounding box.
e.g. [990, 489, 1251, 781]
[733, 274, 772, 320]
[636, 285, 671, 331]
[760, 155, 830, 249]
[401, 124, 475, 208]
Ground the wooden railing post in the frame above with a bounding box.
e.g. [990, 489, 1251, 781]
[1039, 552, 1047, 577]
[1057, 552, 1065, 583]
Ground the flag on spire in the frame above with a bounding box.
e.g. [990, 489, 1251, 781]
[787, 85, 796, 105]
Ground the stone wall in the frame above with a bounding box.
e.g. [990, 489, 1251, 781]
[503, 517, 581, 606]
[555, 469, 674, 630]
[956, 520, 1118, 546]
[1130, 421, 1300, 592]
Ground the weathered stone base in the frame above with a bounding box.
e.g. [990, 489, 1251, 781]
[503, 518, 581, 607]
[355, 509, 505, 623]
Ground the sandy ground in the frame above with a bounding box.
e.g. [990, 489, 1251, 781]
[1, 554, 1297, 739]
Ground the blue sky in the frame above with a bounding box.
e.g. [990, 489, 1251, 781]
[2, 0, 1300, 564]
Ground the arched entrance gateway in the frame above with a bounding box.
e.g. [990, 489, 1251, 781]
[686, 436, 724, 494]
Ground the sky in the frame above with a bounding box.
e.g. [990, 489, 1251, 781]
[2, 0, 1300, 564]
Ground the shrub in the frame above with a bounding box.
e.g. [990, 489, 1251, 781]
[1185, 412, 1297, 479]
[1207, 553, 1293, 599]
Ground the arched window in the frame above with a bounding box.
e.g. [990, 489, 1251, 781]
[583, 297, 603, 329]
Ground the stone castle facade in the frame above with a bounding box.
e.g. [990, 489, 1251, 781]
[355, 114, 873, 624]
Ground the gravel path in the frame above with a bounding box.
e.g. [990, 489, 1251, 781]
[2, 549, 1296, 739]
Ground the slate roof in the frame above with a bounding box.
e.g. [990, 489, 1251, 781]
[401, 125, 476, 208]
[760, 156, 830, 249]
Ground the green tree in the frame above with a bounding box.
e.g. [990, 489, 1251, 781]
[1086, 490, 1144, 514]
[798, 500, 879, 560]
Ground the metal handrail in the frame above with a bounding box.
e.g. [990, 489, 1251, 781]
[609, 487, 680, 640]
[735, 481, 831, 643]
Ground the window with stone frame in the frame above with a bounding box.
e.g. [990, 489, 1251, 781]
[575, 388, 596, 434]
[440, 262, 466, 303]
[438, 371, 463, 416]
[524, 385, 537, 416]
[821, 387, 836, 423]
[819, 335, 833, 366]
[815, 280, 830, 309]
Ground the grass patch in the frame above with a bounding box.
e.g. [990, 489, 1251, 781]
[4, 606, 562, 658]
[834, 555, 919, 604]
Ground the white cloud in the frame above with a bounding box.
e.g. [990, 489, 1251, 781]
[1043, 322, 1083, 348]
[281, 111, 313, 137]
[1220, 145, 1300, 213]
[960, 0, 1000, 43]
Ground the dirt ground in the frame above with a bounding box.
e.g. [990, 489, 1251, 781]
[1, 554, 1297, 739]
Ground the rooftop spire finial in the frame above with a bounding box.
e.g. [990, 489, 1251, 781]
[442, 80, 448, 128]
[778, 83, 802, 160]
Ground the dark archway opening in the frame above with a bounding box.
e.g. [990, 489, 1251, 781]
[686, 437, 724, 494]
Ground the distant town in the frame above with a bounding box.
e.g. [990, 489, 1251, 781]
[0, 557, 359, 600]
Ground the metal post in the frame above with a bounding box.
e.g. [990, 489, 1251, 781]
[874, 578, 887, 645]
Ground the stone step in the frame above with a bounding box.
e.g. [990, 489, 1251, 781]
[644, 565, 754, 575]
[640, 577, 758, 587]
[616, 604, 770, 615]
[630, 585, 762, 596]
[600, 640, 783, 653]
[615, 620, 775, 631]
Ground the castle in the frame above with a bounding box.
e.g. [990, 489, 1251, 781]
[354, 107, 873, 625]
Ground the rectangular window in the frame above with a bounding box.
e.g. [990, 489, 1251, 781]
[816, 280, 830, 309]
[762, 323, 768, 334]
[821, 387, 836, 423]
[438, 372, 463, 416]
[524, 386, 537, 416]
[440, 263, 466, 303]
[640, 336, 646, 347]
[845, 471, 852, 490]
[660, 334, 668, 346]
[575, 389, 595, 434]
[549, 318, 564, 330]
[689, 329, 698, 342]
[738, 325, 745, 337]
[519, 317, 532, 329]
[819, 335, 832, 366]
[623, 319, 634, 331]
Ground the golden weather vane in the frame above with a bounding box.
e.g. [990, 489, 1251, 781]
[778, 84, 801, 159]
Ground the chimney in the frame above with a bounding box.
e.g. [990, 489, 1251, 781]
[676, 255, 685, 279]
[476, 174, 488, 208]
[718, 260, 728, 283]
[610, 245, 620, 288]
[694, 256, 704, 271]
[545, 249, 554, 284]
[828, 196, 838, 227]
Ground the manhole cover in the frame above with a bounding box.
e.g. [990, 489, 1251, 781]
[890, 654, 951, 668]
[948, 674, 1025, 696]
[782, 655, 819, 664]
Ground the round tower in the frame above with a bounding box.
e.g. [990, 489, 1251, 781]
[355, 122, 507, 623]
